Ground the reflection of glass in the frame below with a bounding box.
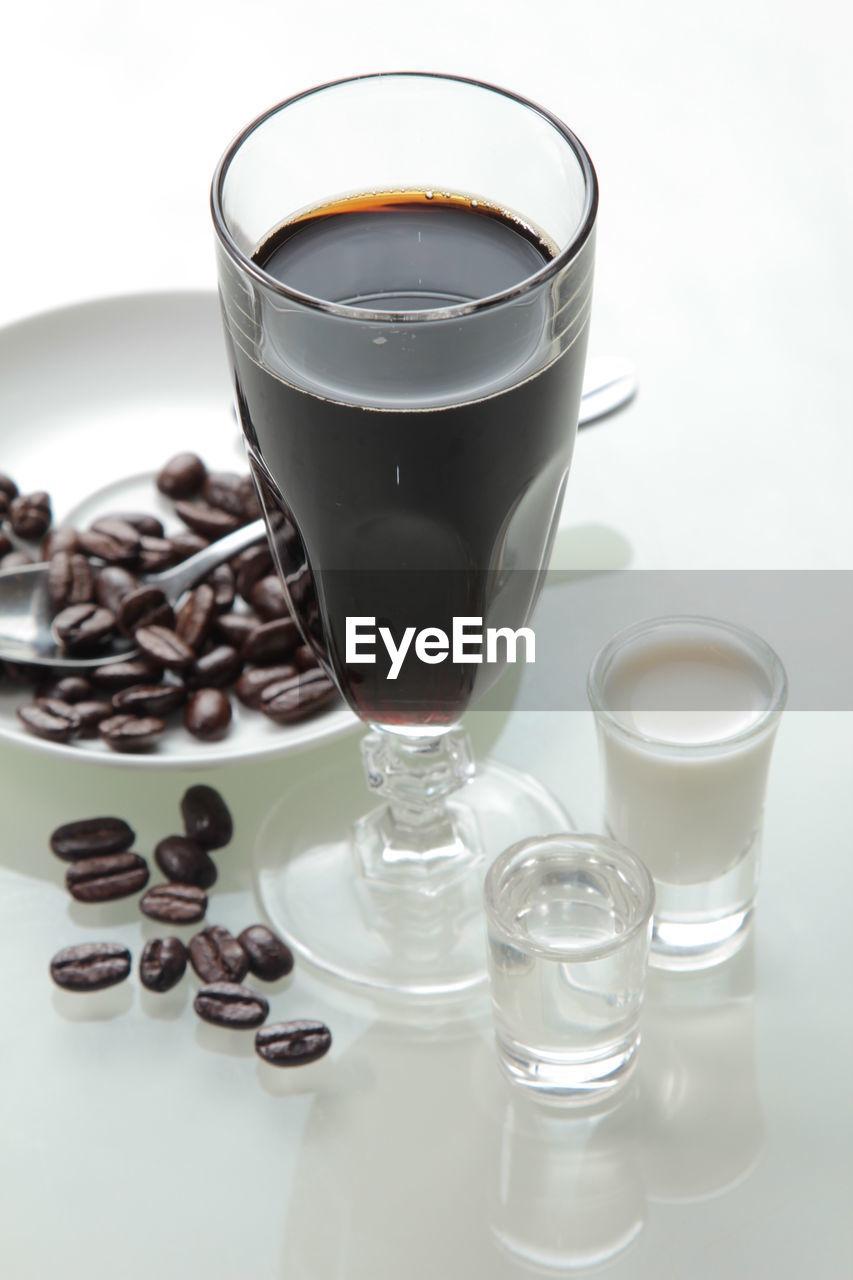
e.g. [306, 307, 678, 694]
[212, 73, 597, 998]
[589, 616, 787, 970]
[491, 1091, 646, 1273]
[636, 937, 764, 1201]
[484, 835, 654, 1102]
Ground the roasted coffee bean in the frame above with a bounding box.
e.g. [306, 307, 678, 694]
[213, 612, 258, 648]
[66, 851, 150, 902]
[174, 501, 240, 540]
[77, 527, 138, 566]
[17, 699, 79, 742]
[74, 700, 114, 735]
[116, 586, 174, 637]
[154, 835, 217, 889]
[50, 941, 132, 992]
[241, 617, 299, 665]
[38, 675, 92, 703]
[206, 563, 236, 612]
[135, 625, 194, 671]
[189, 925, 248, 983]
[259, 669, 337, 724]
[293, 643, 320, 671]
[1, 550, 34, 569]
[255, 1020, 331, 1066]
[140, 882, 207, 924]
[156, 452, 207, 499]
[194, 982, 269, 1029]
[50, 816, 135, 862]
[234, 543, 273, 602]
[92, 658, 161, 691]
[139, 936, 187, 992]
[175, 583, 215, 650]
[169, 530, 208, 562]
[234, 663, 298, 709]
[9, 491, 51, 539]
[53, 603, 115, 652]
[181, 784, 233, 849]
[0, 531, 11, 558]
[238, 925, 294, 982]
[249, 575, 289, 621]
[186, 645, 242, 690]
[137, 536, 175, 573]
[101, 511, 165, 538]
[48, 552, 94, 609]
[99, 714, 166, 752]
[94, 565, 139, 614]
[202, 471, 259, 521]
[41, 527, 78, 560]
[111, 682, 186, 717]
[185, 688, 232, 740]
[0, 471, 19, 501]
[89, 518, 142, 558]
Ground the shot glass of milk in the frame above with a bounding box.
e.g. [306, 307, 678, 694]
[588, 616, 787, 971]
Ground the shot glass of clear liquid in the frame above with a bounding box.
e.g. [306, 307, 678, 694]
[588, 616, 788, 972]
[484, 834, 654, 1103]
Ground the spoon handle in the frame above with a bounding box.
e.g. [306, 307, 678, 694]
[151, 518, 267, 601]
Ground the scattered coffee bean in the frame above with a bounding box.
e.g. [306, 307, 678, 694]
[185, 688, 232, 740]
[135, 625, 194, 671]
[234, 543, 273, 602]
[234, 663, 298, 709]
[100, 511, 165, 538]
[88, 517, 141, 558]
[77, 526, 138, 566]
[53, 603, 115, 652]
[241, 617, 299, 665]
[140, 882, 207, 924]
[189, 925, 247, 983]
[0, 531, 11, 558]
[111, 683, 186, 717]
[38, 675, 92, 703]
[174, 501, 240, 540]
[66, 851, 150, 902]
[206, 563, 236, 612]
[16, 699, 80, 743]
[186, 645, 241, 690]
[0, 471, 19, 501]
[94, 565, 139, 614]
[139, 936, 187, 992]
[214, 612, 259, 648]
[92, 658, 160, 692]
[194, 982, 268, 1029]
[255, 1020, 331, 1067]
[175, 583, 216, 651]
[154, 835, 217, 889]
[50, 816, 135, 861]
[181, 785, 233, 849]
[99, 714, 166, 753]
[9, 491, 51, 539]
[116, 586, 174, 637]
[156, 452, 207, 499]
[250, 575, 289, 621]
[259, 669, 337, 724]
[74, 700, 114, 734]
[169, 530, 208, 561]
[293, 643, 320, 671]
[238, 925, 294, 982]
[137, 535, 175, 573]
[41, 527, 78, 559]
[50, 941, 132, 992]
[203, 471, 259, 521]
[48, 552, 93, 609]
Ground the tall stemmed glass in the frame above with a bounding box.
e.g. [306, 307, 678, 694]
[212, 73, 597, 999]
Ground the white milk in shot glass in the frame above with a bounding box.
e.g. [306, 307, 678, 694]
[588, 616, 787, 971]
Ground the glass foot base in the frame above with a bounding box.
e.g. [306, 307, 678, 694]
[650, 905, 754, 972]
[495, 1032, 641, 1106]
[253, 755, 571, 1001]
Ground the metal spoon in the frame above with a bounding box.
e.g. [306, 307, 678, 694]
[0, 359, 637, 669]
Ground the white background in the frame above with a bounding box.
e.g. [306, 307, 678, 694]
[1, 2, 852, 1277]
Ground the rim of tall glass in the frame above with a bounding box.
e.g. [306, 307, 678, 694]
[210, 71, 598, 324]
[484, 833, 655, 963]
[587, 614, 789, 753]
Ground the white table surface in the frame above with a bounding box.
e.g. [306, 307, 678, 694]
[1, 2, 852, 1276]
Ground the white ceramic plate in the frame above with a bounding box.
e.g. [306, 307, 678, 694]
[0, 291, 358, 767]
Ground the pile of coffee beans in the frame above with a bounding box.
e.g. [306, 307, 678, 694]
[1, 454, 338, 751]
[48, 784, 331, 1068]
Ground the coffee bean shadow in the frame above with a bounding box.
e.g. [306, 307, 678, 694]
[68, 895, 146, 930]
[51, 982, 133, 1022]
[194, 1019, 256, 1058]
[254, 1052, 369, 1100]
[140, 982, 189, 1020]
